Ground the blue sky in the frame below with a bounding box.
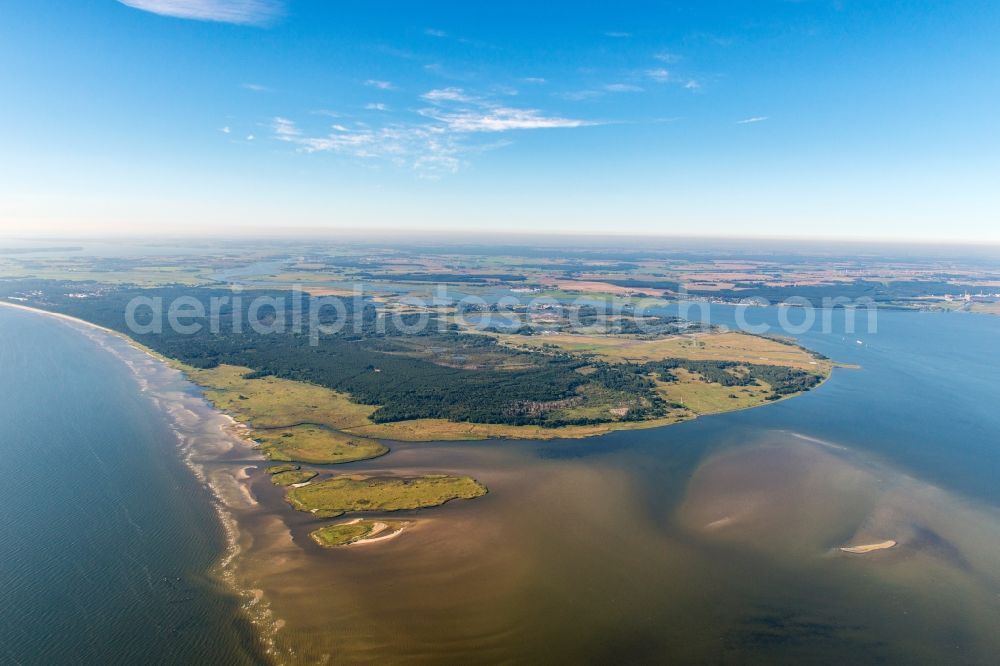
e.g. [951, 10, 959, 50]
[1, 1, 998, 241]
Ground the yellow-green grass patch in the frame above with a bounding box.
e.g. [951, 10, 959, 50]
[254, 425, 388, 464]
[270, 469, 318, 486]
[183, 364, 376, 430]
[286, 474, 487, 517]
[503, 330, 829, 371]
[345, 418, 629, 441]
[654, 368, 774, 415]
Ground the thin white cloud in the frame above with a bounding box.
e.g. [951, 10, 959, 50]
[365, 79, 395, 90]
[425, 28, 447, 37]
[491, 85, 519, 97]
[272, 90, 595, 175]
[365, 103, 389, 111]
[736, 116, 768, 124]
[654, 52, 682, 63]
[241, 82, 270, 92]
[646, 68, 670, 82]
[272, 116, 299, 137]
[605, 31, 631, 38]
[246, 134, 255, 140]
[272, 118, 464, 175]
[684, 79, 702, 90]
[420, 106, 592, 132]
[220, 126, 231, 134]
[117, 0, 282, 25]
[560, 89, 604, 101]
[604, 83, 643, 93]
[421, 87, 475, 103]
[521, 77, 547, 85]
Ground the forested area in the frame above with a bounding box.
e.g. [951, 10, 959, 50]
[2, 281, 824, 425]
[649, 358, 822, 398]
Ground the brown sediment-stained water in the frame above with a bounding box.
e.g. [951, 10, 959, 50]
[234, 433, 1000, 665]
[11, 304, 1000, 664]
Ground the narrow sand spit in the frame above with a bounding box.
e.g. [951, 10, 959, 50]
[704, 516, 735, 530]
[350, 521, 408, 546]
[840, 540, 897, 554]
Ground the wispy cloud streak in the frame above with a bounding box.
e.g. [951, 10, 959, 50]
[272, 88, 595, 176]
[117, 0, 282, 25]
[646, 68, 670, 82]
[420, 106, 592, 132]
[604, 83, 643, 93]
[421, 87, 475, 103]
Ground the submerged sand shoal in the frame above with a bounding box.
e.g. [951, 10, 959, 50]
[841, 540, 897, 554]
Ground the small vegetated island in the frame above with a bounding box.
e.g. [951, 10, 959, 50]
[310, 519, 411, 547]
[266, 465, 318, 487]
[287, 475, 488, 518]
[1, 281, 837, 547]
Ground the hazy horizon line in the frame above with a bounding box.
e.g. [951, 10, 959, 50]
[3, 226, 1000, 250]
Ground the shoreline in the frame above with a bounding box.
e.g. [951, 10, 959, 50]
[0, 301, 281, 663]
[0, 301, 836, 444]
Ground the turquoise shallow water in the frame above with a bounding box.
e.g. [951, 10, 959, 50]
[0, 307, 262, 665]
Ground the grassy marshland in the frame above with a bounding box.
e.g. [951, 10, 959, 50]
[287, 475, 488, 518]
